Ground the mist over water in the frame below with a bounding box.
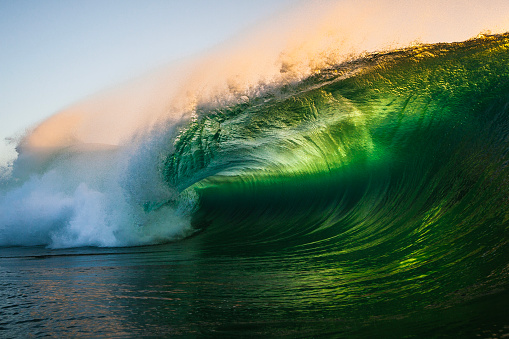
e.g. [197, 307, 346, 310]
[1, 0, 509, 248]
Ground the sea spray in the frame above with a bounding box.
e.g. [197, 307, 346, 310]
[0, 125, 195, 248]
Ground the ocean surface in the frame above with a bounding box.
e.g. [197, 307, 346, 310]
[1, 34, 509, 337]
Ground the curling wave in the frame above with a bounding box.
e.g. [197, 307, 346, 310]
[170, 34, 509, 259]
[1, 1, 509, 334]
[1, 29, 509, 338]
[136, 36, 509, 335]
[160, 35, 509, 315]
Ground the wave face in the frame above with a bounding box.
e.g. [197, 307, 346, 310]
[158, 34, 509, 333]
[170, 34, 509, 256]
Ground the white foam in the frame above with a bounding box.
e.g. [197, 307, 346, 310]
[0, 129, 195, 248]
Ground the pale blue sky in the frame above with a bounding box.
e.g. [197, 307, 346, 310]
[0, 0, 297, 164]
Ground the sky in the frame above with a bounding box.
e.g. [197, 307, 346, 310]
[0, 0, 297, 165]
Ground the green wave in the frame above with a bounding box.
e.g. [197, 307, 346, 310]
[160, 34, 509, 333]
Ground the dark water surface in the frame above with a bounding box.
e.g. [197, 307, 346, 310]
[0, 241, 507, 337]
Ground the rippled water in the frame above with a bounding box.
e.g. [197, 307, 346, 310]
[1, 243, 507, 337]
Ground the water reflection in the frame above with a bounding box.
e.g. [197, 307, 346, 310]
[1, 234, 507, 337]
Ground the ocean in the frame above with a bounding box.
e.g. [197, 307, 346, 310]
[1, 33, 509, 337]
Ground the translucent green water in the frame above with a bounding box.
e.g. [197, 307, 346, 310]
[164, 33, 509, 336]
